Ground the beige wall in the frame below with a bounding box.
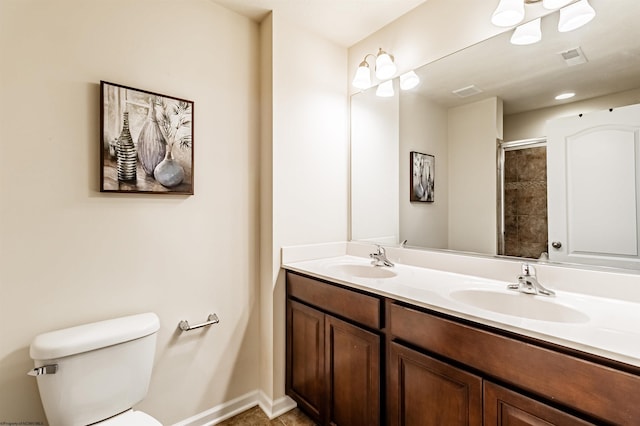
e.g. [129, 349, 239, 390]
[351, 85, 400, 244]
[0, 0, 261, 424]
[399, 92, 449, 249]
[263, 12, 349, 401]
[504, 88, 640, 141]
[447, 97, 502, 254]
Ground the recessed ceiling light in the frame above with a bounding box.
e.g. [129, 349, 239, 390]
[555, 92, 576, 100]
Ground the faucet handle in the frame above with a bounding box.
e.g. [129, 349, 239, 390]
[521, 263, 536, 276]
[374, 244, 385, 254]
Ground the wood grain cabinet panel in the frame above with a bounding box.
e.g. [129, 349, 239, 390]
[389, 301, 640, 424]
[326, 315, 380, 426]
[484, 382, 594, 426]
[388, 342, 482, 426]
[288, 272, 381, 329]
[287, 299, 325, 422]
[286, 272, 382, 426]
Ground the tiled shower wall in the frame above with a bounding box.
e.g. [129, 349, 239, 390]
[503, 146, 548, 259]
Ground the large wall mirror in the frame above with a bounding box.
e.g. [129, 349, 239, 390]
[350, 0, 640, 270]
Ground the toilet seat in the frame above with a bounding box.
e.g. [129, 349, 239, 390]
[99, 410, 162, 425]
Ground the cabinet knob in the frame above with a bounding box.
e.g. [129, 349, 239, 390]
[551, 241, 562, 249]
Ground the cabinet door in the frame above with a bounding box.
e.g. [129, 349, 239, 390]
[388, 342, 482, 426]
[484, 382, 594, 426]
[287, 300, 325, 422]
[325, 315, 380, 426]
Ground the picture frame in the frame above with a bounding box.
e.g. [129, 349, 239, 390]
[410, 151, 434, 202]
[100, 81, 194, 194]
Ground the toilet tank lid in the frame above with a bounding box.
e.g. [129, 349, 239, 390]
[30, 313, 160, 360]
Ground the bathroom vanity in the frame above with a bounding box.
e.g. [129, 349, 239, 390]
[283, 253, 640, 426]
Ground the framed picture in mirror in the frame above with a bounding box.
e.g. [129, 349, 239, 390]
[410, 151, 434, 202]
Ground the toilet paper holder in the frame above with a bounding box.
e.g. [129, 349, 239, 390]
[178, 313, 220, 332]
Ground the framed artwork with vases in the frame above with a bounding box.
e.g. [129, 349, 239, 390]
[410, 151, 434, 202]
[100, 81, 194, 194]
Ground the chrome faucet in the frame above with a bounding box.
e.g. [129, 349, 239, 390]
[370, 244, 394, 267]
[507, 263, 555, 296]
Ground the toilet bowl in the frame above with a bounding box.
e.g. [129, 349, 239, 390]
[28, 313, 161, 426]
[100, 409, 162, 425]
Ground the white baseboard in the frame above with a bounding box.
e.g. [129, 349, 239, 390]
[257, 391, 297, 420]
[171, 390, 297, 426]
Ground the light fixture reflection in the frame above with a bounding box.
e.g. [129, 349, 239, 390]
[491, 0, 525, 27]
[555, 92, 576, 100]
[558, 0, 596, 32]
[511, 18, 542, 45]
[400, 71, 420, 90]
[376, 80, 394, 97]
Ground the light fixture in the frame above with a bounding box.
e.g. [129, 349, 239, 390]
[374, 48, 396, 80]
[351, 48, 397, 89]
[558, 0, 596, 32]
[491, 0, 525, 27]
[376, 80, 395, 97]
[400, 71, 420, 90]
[510, 17, 542, 45]
[542, 0, 572, 9]
[555, 92, 575, 100]
[499, 0, 596, 48]
[352, 61, 371, 89]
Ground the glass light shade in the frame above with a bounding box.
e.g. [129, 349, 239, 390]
[491, 0, 525, 27]
[558, 0, 596, 32]
[542, 0, 573, 9]
[352, 62, 371, 89]
[376, 80, 394, 97]
[400, 71, 420, 90]
[510, 18, 542, 45]
[375, 51, 397, 80]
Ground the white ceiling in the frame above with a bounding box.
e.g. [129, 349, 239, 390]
[210, 0, 427, 47]
[411, 0, 640, 114]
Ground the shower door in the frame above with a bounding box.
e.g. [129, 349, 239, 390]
[498, 139, 548, 259]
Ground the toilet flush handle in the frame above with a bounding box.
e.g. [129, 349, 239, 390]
[27, 364, 58, 376]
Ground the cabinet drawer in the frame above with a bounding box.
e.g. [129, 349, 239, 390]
[389, 302, 640, 425]
[484, 381, 594, 425]
[287, 272, 381, 329]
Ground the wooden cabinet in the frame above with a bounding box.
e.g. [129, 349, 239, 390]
[484, 382, 593, 426]
[286, 272, 381, 426]
[285, 271, 640, 425]
[287, 300, 325, 420]
[388, 342, 482, 426]
[387, 301, 639, 425]
[325, 315, 380, 426]
[387, 340, 595, 426]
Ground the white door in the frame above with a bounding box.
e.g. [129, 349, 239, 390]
[546, 103, 640, 269]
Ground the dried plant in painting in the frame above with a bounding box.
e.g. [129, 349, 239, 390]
[158, 99, 192, 154]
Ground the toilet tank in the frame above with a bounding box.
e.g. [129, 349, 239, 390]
[29, 313, 160, 426]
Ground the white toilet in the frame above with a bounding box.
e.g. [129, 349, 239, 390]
[29, 312, 162, 426]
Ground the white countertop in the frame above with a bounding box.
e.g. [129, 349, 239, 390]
[283, 254, 640, 368]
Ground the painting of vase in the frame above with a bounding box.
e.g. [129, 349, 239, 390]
[100, 81, 194, 194]
[410, 151, 434, 202]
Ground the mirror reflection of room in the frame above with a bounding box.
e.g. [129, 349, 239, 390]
[350, 0, 640, 270]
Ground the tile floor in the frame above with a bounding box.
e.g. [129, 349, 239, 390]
[217, 406, 317, 425]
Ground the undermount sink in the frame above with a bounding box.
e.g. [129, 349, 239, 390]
[450, 289, 590, 323]
[327, 263, 397, 279]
